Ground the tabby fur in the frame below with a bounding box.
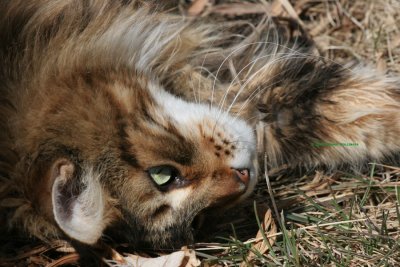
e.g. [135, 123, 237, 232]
[0, 0, 399, 259]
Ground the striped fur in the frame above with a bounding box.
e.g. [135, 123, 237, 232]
[0, 0, 399, 256]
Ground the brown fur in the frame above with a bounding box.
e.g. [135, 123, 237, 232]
[0, 0, 399, 258]
[0, 0, 257, 250]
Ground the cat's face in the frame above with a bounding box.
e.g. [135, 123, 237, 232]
[50, 76, 257, 247]
[112, 81, 257, 246]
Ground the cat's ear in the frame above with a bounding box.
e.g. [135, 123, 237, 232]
[51, 159, 107, 244]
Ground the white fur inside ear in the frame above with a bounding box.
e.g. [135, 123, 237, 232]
[52, 164, 106, 244]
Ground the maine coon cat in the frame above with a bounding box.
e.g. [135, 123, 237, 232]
[1, 0, 399, 262]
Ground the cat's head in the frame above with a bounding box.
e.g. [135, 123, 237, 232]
[46, 75, 257, 248]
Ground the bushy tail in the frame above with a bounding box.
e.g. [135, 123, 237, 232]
[253, 58, 400, 169]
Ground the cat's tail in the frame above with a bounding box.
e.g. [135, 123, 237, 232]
[235, 54, 400, 169]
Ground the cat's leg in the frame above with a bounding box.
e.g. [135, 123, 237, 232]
[248, 58, 400, 169]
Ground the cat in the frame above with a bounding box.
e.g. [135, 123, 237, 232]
[0, 0, 399, 263]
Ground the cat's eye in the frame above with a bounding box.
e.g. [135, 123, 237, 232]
[147, 165, 179, 186]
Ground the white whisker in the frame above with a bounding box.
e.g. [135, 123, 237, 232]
[225, 54, 311, 116]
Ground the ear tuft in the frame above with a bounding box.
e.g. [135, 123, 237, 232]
[51, 159, 107, 244]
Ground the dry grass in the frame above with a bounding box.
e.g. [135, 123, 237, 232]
[198, 163, 400, 266]
[300, 0, 400, 73]
[1, 0, 399, 266]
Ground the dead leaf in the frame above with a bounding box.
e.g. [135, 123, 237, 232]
[105, 247, 200, 267]
[242, 209, 277, 266]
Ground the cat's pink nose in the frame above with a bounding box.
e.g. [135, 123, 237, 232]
[233, 168, 250, 185]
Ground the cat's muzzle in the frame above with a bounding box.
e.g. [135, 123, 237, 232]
[232, 168, 250, 187]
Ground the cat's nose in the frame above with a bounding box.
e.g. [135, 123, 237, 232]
[232, 168, 250, 185]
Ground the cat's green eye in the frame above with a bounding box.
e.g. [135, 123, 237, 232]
[148, 165, 178, 186]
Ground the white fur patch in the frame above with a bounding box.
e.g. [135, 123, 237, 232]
[165, 187, 193, 210]
[52, 166, 106, 245]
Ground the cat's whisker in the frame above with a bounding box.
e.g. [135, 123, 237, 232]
[225, 54, 328, 127]
[216, 53, 273, 113]
[211, 47, 294, 129]
[225, 54, 313, 116]
[231, 90, 263, 121]
[211, 55, 294, 134]
[202, 68, 220, 106]
[195, 39, 218, 105]
[230, 69, 302, 121]
[210, 40, 297, 110]
[224, 39, 356, 103]
[213, 40, 322, 115]
[228, 54, 358, 117]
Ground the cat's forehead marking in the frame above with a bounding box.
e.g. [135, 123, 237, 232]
[120, 120, 195, 167]
[106, 81, 196, 166]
